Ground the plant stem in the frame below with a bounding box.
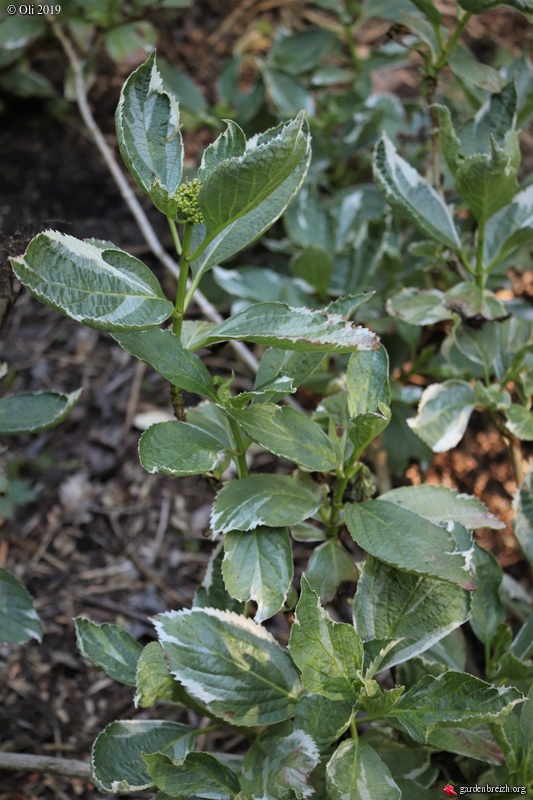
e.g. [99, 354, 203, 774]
[327, 473, 349, 536]
[173, 223, 193, 337]
[228, 416, 249, 478]
[167, 216, 182, 256]
[434, 10, 472, 72]
[476, 220, 486, 290]
[457, 248, 476, 277]
[0, 752, 90, 780]
[350, 714, 359, 740]
[425, 74, 442, 192]
[344, 23, 361, 75]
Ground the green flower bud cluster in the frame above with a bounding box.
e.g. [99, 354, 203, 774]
[175, 178, 204, 225]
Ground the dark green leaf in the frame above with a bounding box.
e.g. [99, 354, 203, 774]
[222, 527, 293, 622]
[449, 46, 503, 93]
[194, 542, 245, 613]
[198, 113, 309, 242]
[0, 389, 81, 435]
[347, 405, 392, 459]
[294, 694, 353, 750]
[113, 329, 216, 399]
[143, 752, 240, 799]
[158, 58, 207, 115]
[361, 729, 436, 784]
[453, 322, 499, 373]
[353, 557, 470, 671]
[470, 544, 505, 646]
[229, 404, 337, 471]
[262, 68, 311, 116]
[513, 467, 533, 565]
[345, 500, 475, 589]
[212, 266, 311, 307]
[254, 349, 324, 402]
[284, 184, 334, 252]
[190, 134, 310, 280]
[457, 0, 532, 14]
[288, 577, 363, 699]
[268, 27, 337, 76]
[291, 245, 333, 298]
[74, 617, 142, 686]
[459, 83, 517, 157]
[0, 569, 42, 645]
[455, 138, 520, 224]
[306, 539, 358, 603]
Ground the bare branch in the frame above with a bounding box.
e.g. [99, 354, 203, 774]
[0, 752, 90, 780]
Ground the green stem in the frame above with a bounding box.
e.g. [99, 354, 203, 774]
[167, 216, 182, 256]
[476, 220, 486, 290]
[194, 723, 222, 736]
[457, 248, 476, 277]
[172, 222, 193, 337]
[184, 268, 203, 312]
[484, 640, 491, 676]
[434, 10, 472, 71]
[327, 472, 349, 536]
[344, 23, 361, 75]
[354, 713, 384, 725]
[228, 416, 249, 478]
[350, 714, 359, 740]
[327, 460, 361, 536]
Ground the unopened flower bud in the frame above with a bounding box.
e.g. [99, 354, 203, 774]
[175, 178, 204, 225]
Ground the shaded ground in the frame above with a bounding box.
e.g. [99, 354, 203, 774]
[1, 2, 532, 798]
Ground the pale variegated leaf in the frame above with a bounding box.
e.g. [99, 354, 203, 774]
[386, 672, 523, 743]
[373, 134, 460, 249]
[0, 389, 81, 435]
[11, 233, 173, 331]
[91, 720, 194, 793]
[326, 740, 401, 800]
[116, 52, 183, 216]
[154, 608, 302, 725]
